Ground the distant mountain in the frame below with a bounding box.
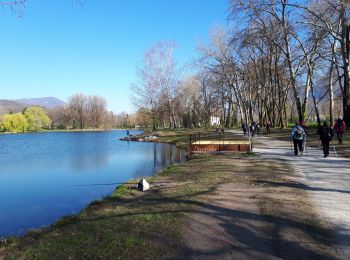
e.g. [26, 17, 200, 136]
[0, 100, 26, 115]
[0, 97, 66, 115]
[15, 97, 66, 109]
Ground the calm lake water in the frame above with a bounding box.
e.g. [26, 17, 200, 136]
[0, 130, 186, 238]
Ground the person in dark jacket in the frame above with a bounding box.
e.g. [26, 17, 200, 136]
[242, 123, 247, 135]
[256, 121, 261, 136]
[317, 121, 334, 157]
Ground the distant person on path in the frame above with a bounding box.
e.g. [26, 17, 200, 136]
[317, 121, 334, 157]
[333, 117, 346, 144]
[266, 121, 271, 134]
[290, 122, 306, 156]
[242, 123, 247, 136]
[256, 121, 261, 136]
[251, 121, 257, 137]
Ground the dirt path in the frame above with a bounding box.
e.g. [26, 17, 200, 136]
[252, 133, 350, 259]
[176, 131, 349, 259]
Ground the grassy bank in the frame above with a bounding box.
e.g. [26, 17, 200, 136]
[1, 154, 245, 259]
[1, 128, 338, 259]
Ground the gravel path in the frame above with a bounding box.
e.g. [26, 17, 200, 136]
[175, 130, 349, 259]
[178, 130, 349, 259]
[250, 133, 350, 259]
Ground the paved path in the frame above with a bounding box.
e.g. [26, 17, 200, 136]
[241, 132, 350, 258]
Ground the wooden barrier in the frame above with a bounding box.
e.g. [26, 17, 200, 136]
[190, 140, 251, 153]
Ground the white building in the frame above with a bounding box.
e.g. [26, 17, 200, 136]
[210, 117, 220, 126]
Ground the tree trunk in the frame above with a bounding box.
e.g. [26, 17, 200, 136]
[152, 109, 156, 130]
[329, 42, 336, 126]
[309, 69, 321, 126]
[340, 6, 350, 126]
[281, 1, 304, 123]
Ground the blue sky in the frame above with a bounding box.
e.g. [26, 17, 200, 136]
[0, 0, 229, 113]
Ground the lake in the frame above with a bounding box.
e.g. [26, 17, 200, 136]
[0, 130, 186, 238]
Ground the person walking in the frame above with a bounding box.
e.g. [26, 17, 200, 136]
[290, 122, 306, 156]
[266, 121, 271, 134]
[333, 117, 346, 144]
[256, 121, 261, 136]
[317, 121, 334, 157]
[251, 121, 257, 137]
[242, 123, 247, 136]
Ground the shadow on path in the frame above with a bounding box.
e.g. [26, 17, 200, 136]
[253, 180, 350, 195]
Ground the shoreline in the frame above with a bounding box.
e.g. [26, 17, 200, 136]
[0, 129, 243, 257]
[2, 128, 343, 259]
[0, 128, 145, 134]
[0, 128, 144, 135]
[0, 131, 186, 240]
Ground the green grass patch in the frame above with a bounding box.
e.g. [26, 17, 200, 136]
[114, 184, 130, 197]
[53, 215, 79, 228]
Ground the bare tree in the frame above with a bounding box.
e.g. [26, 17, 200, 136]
[131, 41, 178, 130]
[0, 0, 85, 17]
[0, 0, 26, 16]
[87, 95, 107, 129]
[68, 93, 87, 129]
[48, 105, 72, 129]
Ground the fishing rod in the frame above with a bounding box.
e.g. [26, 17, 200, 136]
[74, 181, 171, 187]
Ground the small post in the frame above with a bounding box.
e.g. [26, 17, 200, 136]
[188, 134, 192, 160]
[222, 128, 225, 146]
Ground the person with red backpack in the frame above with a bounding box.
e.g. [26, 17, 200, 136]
[333, 117, 346, 144]
[290, 122, 306, 156]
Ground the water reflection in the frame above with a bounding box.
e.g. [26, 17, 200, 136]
[69, 132, 110, 170]
[152, 142, 185, 173]
[133, 143, 186, 179]
[0, 130, 186, 237]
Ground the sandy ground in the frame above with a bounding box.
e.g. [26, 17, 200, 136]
[175, 131, 349, 259]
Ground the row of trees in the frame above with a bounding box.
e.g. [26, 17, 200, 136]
[223, 0, 349, 127]
[0, 94, 134, 132]
[48, 94, 117, 130]
[132, 0, 350, 129]
[0, 106, 51, 132]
